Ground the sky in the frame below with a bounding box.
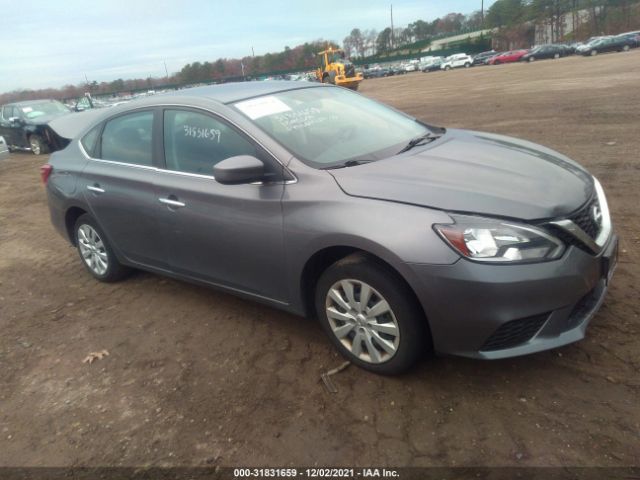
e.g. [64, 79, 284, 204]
[0, 0, 495, 93]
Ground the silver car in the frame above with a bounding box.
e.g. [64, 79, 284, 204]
[43, 82, 618, 374]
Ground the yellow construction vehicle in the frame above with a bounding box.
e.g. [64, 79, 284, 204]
[316, 47, 363, 90]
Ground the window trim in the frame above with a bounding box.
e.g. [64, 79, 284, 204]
[79, 103, 297, 184]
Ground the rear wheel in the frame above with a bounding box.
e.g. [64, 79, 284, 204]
[528, 56, 535, 62]
[553, 53, 560, 59]
[29, 135, 49, 155]
[444, 65, 451, 71]
[464, 62, 470, 68]
[622, 44, 630, 52]
[590, 49, 598, 56]
[315, 253, 429, 375]
[74, 214, 131, 282]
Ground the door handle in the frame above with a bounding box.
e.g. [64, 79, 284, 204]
[159, 197, 186, 208]
[87, 185, 105, 193]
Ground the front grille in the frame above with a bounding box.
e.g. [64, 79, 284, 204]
[569, 196, 600, 239]
[542, 196, 602, 254]
[480, 314, 549, 352]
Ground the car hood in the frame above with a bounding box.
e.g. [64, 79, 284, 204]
[24, 111, 71, 126]
[328, 129, 594, 221]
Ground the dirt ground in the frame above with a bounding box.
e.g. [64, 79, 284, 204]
[1, 51, 639, 468]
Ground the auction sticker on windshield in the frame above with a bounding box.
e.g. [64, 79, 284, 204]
[235, 96, 291, 120]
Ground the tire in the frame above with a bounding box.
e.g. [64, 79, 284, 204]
[622, 45, 630, 52]
[28, 134, 49, 155]
[444, 65, 451, 71]
[590, 49, 598, 56]
[528, 56, 535, 62]
[464, 62, 470, 68]
[553, 53, 560, 59]
[74, 214, 131, 282]
[315, 253, 429, 375]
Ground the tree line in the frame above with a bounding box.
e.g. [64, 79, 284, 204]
[2, 1, 639, 104]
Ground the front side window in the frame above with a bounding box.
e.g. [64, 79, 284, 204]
[2, 106, 16, 120]
[100, 111, 153, 166]
[233, 87, 429, 168]
[163, 109, 258, 175]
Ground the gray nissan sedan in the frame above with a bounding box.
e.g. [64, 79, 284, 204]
[43, 82, 618, 374]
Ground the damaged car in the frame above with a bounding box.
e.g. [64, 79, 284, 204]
[0, 99, 72, 154]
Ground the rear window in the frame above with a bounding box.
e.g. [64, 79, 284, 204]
[99, 111, 154, 166]
[81, 125, 101, 156]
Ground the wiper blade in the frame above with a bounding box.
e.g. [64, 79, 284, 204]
[322, 159, 375, 170]
[398, 132, 441, 154]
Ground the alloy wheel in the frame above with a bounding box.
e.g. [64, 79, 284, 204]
[325, 279, 400, 364]
[29, 137, 41, 155]
[77, 224, 108, 275]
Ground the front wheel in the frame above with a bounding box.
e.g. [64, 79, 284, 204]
[444, 65, 451, 71]
[528, 56, 535, 62]
[315, 254, 429, 375]
[590, 49, 598, 56]
[29, 134, 49, 155]
[464, 62, 470, 68]
[74, 214, 131, 282]
[554, 53, 560, 59]
[622, 45, 630, 52]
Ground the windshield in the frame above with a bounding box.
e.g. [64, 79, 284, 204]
[233, 87, 430, 168]
[20, 101, 69, 120]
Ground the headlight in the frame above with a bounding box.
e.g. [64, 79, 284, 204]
[434, 216, 565, 263]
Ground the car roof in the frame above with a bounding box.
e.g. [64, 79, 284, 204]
[155, 81, 323, 105]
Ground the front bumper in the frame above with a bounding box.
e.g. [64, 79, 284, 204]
[406, 234, 618, 359]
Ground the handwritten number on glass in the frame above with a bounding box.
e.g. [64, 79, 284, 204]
[183, 125, 222, 143]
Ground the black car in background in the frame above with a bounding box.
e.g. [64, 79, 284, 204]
[0, 100, 72, 154]
[472, 50, 497, 65]
[521, 44, 565, 62]
[579, 35, 637, 55]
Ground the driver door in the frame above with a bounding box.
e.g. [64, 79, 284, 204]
[155, 108, 288, 303]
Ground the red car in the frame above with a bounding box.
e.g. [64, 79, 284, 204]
[488, 49, 529, 65]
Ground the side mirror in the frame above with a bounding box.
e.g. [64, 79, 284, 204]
[213, 155, 265, 185]
[9, 117, 22, 125]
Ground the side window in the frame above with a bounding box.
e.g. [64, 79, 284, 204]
[100, 111, 153, 166]
[2, 106, 15, 120]
[163, 109, 259, 175]
[81, 125, 101, 156]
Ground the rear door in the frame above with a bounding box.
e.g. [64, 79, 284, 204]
[81, 109, 168, 268]
[154, 107, 288, 302]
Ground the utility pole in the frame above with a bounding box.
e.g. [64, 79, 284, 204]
[251, 46, 255, 57]
[390, 4, 395, 50]
[163, 61, 169, 80]
[481, 0, 484, 27]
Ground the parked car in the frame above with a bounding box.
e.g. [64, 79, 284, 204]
[363, 67, 389, 79]
[441, 53, 473, 70]
[0, 99, 72, 154]
[420, 57, 443, 72]
[488, 49, 529, 65]
[43, 82, 617, 375]
[521, 44, 565, 62]
[403, 62, 418, 72]
[472, 50, 497, 65]
[0, 135, 9, 160]
[579, 35, 637, 55]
